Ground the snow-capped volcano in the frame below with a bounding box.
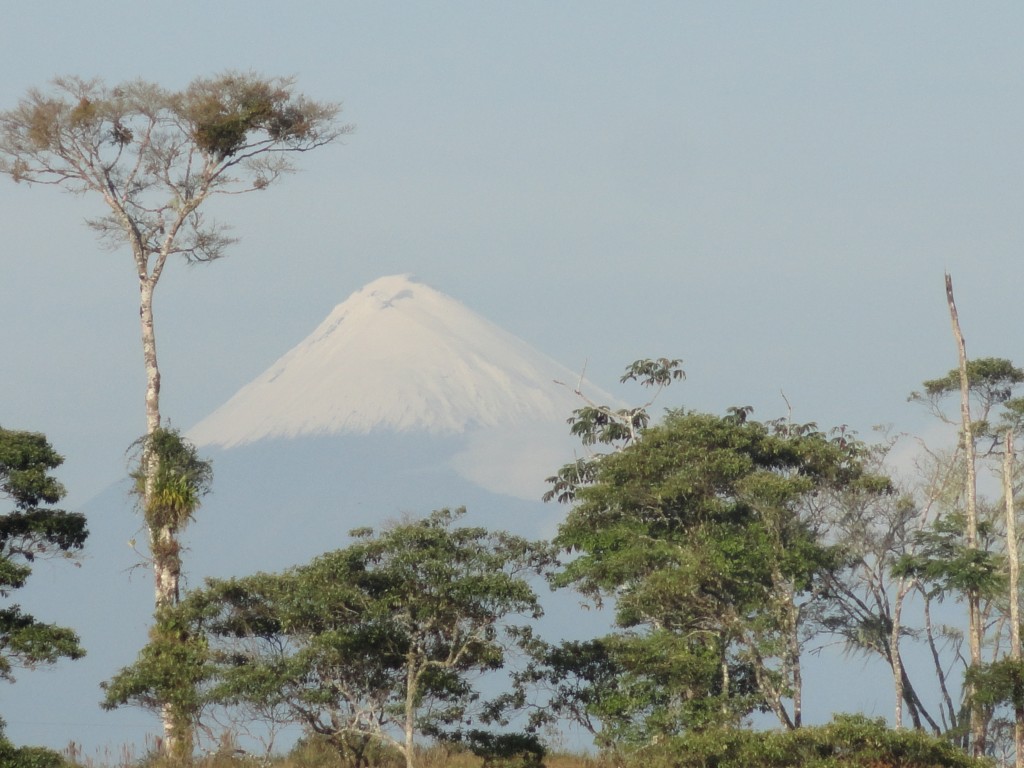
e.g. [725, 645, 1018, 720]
[188, 274, 596, 449]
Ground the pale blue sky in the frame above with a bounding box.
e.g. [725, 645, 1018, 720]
[1, 1, 1023, 753]
[4, 3, 1023, 502]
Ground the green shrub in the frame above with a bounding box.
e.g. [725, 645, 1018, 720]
[288, 732, 404, 768]
[0, 734, 69, 768]
[465, 731, 546, 768]
[634, 715, 988, 768]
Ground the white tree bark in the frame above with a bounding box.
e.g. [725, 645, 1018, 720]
[945, 273, 985, 756]
[891, 578, 914, 729]
[404, 652, 418, 768]
[1004, 432, 1022, 768]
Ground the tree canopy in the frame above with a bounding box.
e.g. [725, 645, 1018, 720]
[104, 509, 555, 768]
[547, 378, 891, 742]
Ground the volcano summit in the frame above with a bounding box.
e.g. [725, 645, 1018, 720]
[189, 274, 592, 448]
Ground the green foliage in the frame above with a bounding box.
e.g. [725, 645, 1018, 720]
[567, 406, 648, 448]
[967, 659, 1024, 711]
[548, 367, 891, 740]
[130, 427, 213, 532]
[555, 409, 873, 606]
[645, 715, 987, 768]
[912, 357, 1024, 440]
[565, 358, 685, 450]
[511, 638, 623, 748]
[620, 357, 685, 389]
[0, 428, 86, 757]
[462, 730, 546, 768]
[118, 509, 554, 765]
[0, 427, 86, 678]
[543, 458, 599, 505]
[894, 513, 1004, 599]
[0, 606, 84, 681]
[0, 730, 69, 768]
[544, 359, 686, 504]
[919, 357, 1024, 403]
[102, 604, 214, 759]
[0, 429, 66, 508]
[518, 631, 758, 750]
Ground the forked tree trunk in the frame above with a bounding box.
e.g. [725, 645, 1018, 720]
[945, 273, 985, 756]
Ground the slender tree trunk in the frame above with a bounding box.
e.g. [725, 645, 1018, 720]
[892, 578, 911, 729]
[945, 272, 985, 756]
[1004, 432, 1023, 768]
[139, 268, 190, 758]
[748, 638, 795, 730]
[721, 653, 731, 719]
[405, 654, 417, 768]
[139, 276, 161, 437]
[138, 271, 178, 605]
[139, 271, 178, 607]
[787, 594, 802, 728]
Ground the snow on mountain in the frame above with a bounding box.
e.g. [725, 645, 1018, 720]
[188, 274, 599, 449]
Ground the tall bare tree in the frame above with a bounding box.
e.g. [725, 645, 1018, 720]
[0, 73, 348, 756]
[946, 274, 998, 757]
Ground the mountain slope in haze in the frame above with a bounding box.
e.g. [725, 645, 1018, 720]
[8, 275, 621, 755]
[189, 274, 598, 448]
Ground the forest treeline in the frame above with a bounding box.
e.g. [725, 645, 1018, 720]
[4, 348, 1024, 768]
[0, 74, 1014, 768]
